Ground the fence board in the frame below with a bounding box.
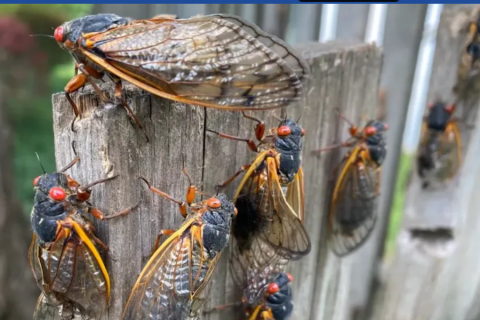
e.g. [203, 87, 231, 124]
[370, 5, 480, 320]
[285, 41, 383, 320]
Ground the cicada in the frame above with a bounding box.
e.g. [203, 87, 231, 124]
[318, 115, 388, 256]
[208, 115, 310, 285]
[205, 268, 293, 320]
[242, 271, 293, 320]
[122, 172, 236, 319]
[417, 102, 461, 189]
[29, 157, 136, 319]
[53, 13, 310, 140]
[455, 6, 480, 96]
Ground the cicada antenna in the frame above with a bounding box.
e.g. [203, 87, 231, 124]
[35, 152, 46, 174]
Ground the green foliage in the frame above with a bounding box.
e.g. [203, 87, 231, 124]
[2, 4, 91, 212]
[385, 153, 414, 258]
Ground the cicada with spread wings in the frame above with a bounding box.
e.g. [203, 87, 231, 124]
[29, 157, 135, 319]
[317, 116, 388, 256]
[53, 13, 310, 140]
[208, 115, 310, 286]
[417, 102, 462, 189]
[122, 175, 236, 320]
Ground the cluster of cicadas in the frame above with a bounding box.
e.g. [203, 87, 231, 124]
[416, 6, 480, 189]
[29, 13, 388, 320]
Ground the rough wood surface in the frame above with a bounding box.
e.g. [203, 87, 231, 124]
[371, 5, 480, 320]
[348, 5, 427, 319]
[285, 41, 383, 320]
[52, 41, 382, 320]
[0, 87, 38, 319]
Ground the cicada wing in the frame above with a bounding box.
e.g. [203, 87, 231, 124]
[206, 14, 310, 84]
[33, 293, 75, 320]
[30, 225, 109, 319]
[264, 157, 311, 259]
[436, 122, 462, 181]
[123, 219, 221, 320]
[285, 166, 305, 223]
[328, 153, 378, 256]
[83, 15, 305, 111]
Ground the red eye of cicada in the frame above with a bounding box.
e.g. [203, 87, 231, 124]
[287, 273, 293, 282]
[364, 126, 377, 136]
[54, 26, 64, 42]
[33, 176, 41, 186]
[49, 187, 66, 201]
[267, 283, 279, 294]
[207, 198, 221, 208]
[277, 126, 291, 136]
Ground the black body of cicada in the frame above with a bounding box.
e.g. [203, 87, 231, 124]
[275, 119, 304, 182]
[365, 120, 387, 166]
[417, 102, 461, 187]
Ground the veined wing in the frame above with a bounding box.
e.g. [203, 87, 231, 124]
[29, 222, 109, 319]
[264, 157, 310, 259]
[122, 219, 221, 320]
[328, 148, 377, 256]
[83, 15, 306, 111]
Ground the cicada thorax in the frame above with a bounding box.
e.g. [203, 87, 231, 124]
[243, 272, 293, 320]
[417, 102, 461, 188]
[122, 189, 235, 320]
[29, 172, 110, 320]
[326, 119, 388, 256]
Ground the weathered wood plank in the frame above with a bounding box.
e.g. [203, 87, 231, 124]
[371, 5, 480, 320]
[51, 41, 382, 320]
[347, 5, 427, 319]
[285, 41, 383, 320]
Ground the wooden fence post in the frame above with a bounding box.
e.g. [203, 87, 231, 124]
[370, 5, 480, 320]
[51, 41, 382, 320]
[287, 41, 383, 320]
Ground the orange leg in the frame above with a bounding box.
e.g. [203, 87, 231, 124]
[216, 164, 251, 191]
[139, 177, 188, 218]
[89, 200, 140, 220]
[149, 229, 175, 257]
[207, 129, 258, 152]
[242, 111, 266, 141]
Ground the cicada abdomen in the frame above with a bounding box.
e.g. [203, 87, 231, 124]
[122, 174, 236, 320]
[417, 102, 461, 189]
[318, 117, 388, 256]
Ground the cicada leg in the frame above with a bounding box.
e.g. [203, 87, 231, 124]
[148, 229, 175, 258]
[65, 63, 106, 132]
[89, 199, 141, 220]
[216, 164, 251, 191]
[260, 309, 275, 320]
[207, 128, 258, 152]
[242, 111, 266, 141]
[112, 78, 150, 142]
[139, 177, 189, 218]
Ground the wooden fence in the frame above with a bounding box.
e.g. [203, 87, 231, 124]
[47, 4, 480, 320]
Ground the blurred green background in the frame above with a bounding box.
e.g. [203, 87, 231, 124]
[0, 4, 92, 213]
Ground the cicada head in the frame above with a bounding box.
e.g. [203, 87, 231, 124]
[364, 120, 388, 167]
[200, 193, 236, 253]
[265, 273, 294, 320]
[275, 119, 304, 182]
[32, 172, 73, 243]
[426, 102, 455, 131]
[54, 14, 131, 50]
